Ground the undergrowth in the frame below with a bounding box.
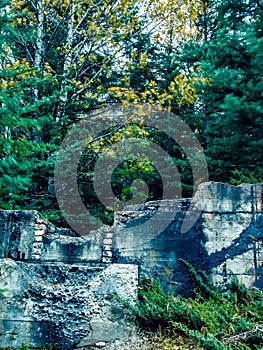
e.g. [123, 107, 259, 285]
[0, 341, 54, 350]
[0, 346, 53, 350]
[128, 260, 263, 350]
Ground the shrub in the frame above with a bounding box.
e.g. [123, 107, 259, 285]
[128, 261, 263, 349]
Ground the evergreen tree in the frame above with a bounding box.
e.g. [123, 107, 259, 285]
[184, 0, 263, 183]
[0, 0, 42, 208]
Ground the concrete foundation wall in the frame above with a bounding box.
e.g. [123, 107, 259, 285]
[112, 182, 263, 294]
[0, 182, 262, 348]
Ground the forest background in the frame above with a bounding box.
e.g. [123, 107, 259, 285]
[0, 0, 262, 228]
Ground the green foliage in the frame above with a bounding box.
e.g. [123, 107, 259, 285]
[230, 168, 263, 185]
[0, 0, 262, 226]
[0, 340, 55, 350]
[0, 345, 54, 350]
[76, 121, 194, 228]
[129, 262, 263, 349]
[183, 0, 263, 184]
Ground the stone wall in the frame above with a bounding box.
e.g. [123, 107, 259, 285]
[0, 182, 263, 348]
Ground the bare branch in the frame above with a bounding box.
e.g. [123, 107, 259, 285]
[224, 324, 263, 344]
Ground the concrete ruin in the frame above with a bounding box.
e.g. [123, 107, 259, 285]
[0, 182, 263, 348]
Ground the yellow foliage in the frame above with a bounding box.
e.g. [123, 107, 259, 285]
[139, 52, 147, 69]
[4, 0, 209, 112]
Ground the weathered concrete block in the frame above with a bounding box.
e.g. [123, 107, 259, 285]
[0, 260, 138, 349]
[78, 320, 129, 346]
[0, 320, 61, 349]
[193, 182, 263, 213]
[112, 182, 263, 294]
[40, 235, 103, 263]
[0, 210, 36, 260]
[202, 213, 252, 255]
